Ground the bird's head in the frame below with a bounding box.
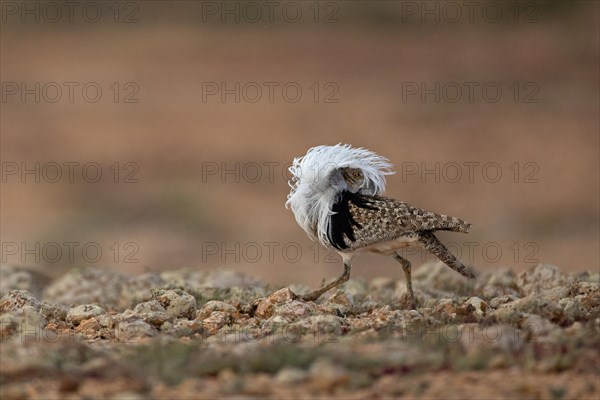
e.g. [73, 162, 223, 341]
[340, 167, 366, 193]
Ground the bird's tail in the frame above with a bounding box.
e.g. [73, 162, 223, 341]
[437, 216, 472, 233]
[418, 231, 476, 279]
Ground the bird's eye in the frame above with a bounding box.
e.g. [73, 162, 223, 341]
[352, 172, 360, 179]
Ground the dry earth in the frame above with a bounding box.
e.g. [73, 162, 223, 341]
[1, 263, 598, 399]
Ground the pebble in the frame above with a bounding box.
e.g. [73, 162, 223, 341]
[465, 296, 489, 318]
[0, 290, 41, 313]
[275, 367, 308, 385]
[152, 289, 197, 319]
[66, 304, 106, 325]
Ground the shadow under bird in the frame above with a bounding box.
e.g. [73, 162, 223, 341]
[286, 144, 475, 308]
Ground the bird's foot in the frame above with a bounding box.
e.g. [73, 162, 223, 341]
[301, 291, 322, 302]
[401, 294, 417, 310]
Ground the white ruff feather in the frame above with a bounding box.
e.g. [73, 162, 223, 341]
[285, 144, 394, 246]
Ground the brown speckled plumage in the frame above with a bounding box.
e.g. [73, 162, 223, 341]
[326, 193, 475, 281]
[287, 144, 475, 307]
[343, 194, 472, 251]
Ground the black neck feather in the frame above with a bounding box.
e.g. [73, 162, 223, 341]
[327, 191, 378, 250]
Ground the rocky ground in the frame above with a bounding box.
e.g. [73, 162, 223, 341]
[0, 263, 598, 399]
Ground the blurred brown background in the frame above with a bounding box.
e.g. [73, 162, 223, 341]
[1, 0, 598, 286]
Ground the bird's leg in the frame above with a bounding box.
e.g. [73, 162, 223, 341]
[393, 253, 416, 309]
[301, 260, 351, 302]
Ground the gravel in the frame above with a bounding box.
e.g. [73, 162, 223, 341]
[0, 262, 598, 399]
